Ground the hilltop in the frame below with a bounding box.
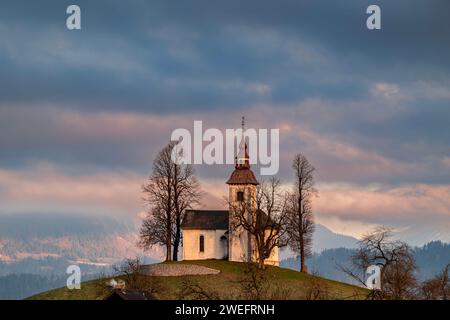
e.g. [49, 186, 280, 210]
[28, 260, 368, 300]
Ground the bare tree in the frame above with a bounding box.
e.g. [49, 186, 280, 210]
[239, 262, 269, 300]
[238, 262, 292, 300]
[286, 154, 316, 273]
[139, 206, 173, 261]
[178, 279, 221, 300]
[171, 151, 201, 261]
[228, 178, 289, 269]
[420, 263, 449, 300]
[113, 258, 160, 294]
[340, 227, 417, 300]
[139, 142, 201, 261]
[140, 143, 174, 261]
[304, 272, 330, 300]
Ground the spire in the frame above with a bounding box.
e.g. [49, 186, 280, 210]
[236, 116, 250, 169]
[227, 116, 259, 185]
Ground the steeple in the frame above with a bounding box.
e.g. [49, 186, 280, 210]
[236, 116, 250, 169]
[227, 116, 258, 185]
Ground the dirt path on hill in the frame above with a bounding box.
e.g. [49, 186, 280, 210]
[141, 264, 220, 276]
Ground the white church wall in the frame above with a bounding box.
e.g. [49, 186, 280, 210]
[229, 226, 250, 262]
[182, 229, 228, 261]
[248, 230, 280, 266]
[262, 229, 280, 266]
[265, 243, 279, 266]
[228, 185, 256, 263]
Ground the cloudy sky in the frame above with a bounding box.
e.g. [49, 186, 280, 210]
[0, 0, 449, 243]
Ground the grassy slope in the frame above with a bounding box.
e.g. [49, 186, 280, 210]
[28, 260, 368, 300]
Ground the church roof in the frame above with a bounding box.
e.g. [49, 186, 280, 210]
[181, 209, 277, 230]
[225, 117, 259, 185]
[255, 209, 278, 228]
[226, 168, 259, 185]
[181, 210, 229, 230]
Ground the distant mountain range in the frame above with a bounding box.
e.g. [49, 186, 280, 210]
[281, 241, 450, 285]
[0, 213, 159, 299]
[279, 223, 358, 260]
[280, 222, 450, 259]
[312, 224, 358, 252]
[391, 223, 450, 247]
[0, 213, 160, 272]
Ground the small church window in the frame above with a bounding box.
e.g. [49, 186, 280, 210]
[199, 235, 205, 252]
[237, 191, 244, 202]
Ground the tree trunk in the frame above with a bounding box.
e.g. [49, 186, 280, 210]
[259, 257, 265, 269]
[173, 214, 181, 261]
[166, 211, 172, 261]
[258, 239, 265, 269]
[166, 242, 171, 261]
[300, 239, 306, 272]
[298, 183, 306, 273]
[299, 217, 306, 272]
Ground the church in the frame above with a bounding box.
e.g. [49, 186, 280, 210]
[180, 125, 279, 266]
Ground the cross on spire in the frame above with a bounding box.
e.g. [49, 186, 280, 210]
[236, 116, 250, 169]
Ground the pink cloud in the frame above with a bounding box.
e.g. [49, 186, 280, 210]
[1, 104, 447, 241]
[315, 183, 450, 224]
[0, 164, 143, 216]
[0, 102, 416, 185]
[0, 164, 227, 218]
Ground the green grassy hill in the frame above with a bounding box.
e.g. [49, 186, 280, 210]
[28, 260, 369, 300]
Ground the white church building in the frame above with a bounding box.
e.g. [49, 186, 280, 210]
[181, 127, 279, 266]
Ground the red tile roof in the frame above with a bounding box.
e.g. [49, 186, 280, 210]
[226, 168, 259, 185]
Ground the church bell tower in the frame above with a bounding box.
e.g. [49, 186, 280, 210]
[226, 117, 259, 262]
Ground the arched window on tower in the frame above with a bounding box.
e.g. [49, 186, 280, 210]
[199, 235, 205, 252]
[237, 191, 244, 202]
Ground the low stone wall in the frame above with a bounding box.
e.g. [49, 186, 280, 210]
[141, 264, 220, 276]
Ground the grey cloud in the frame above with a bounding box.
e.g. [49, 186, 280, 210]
[1, 0, 450, 113]
[0, 0, 449, 185]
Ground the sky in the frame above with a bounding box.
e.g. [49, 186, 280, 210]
[0, 0, 449, 242]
